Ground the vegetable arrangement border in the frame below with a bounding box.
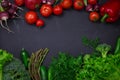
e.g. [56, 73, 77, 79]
[0, 37, 120, 80]
[0, 0, 120, 79]
[0, 0, 120, 32]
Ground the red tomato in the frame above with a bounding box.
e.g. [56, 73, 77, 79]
[25, 11, 38, 24]
[14, 0, 24, 6]
[40, 4, 53, 17]
[53, 5, 63, 15]
[61, 0, 72, 9]
[73, 0, 84, 10]
[88, 0, 97, 5]
[89, 11, 100, 22]
[36, 19, 44, 27]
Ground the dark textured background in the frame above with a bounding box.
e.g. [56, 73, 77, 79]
[0, 0, 120, 66]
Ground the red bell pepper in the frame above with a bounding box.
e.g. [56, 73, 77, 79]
[100, 0, 120, 23]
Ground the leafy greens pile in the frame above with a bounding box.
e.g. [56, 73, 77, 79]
[48, 37, 120, 80]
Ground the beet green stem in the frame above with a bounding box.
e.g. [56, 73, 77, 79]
[0, 4, 4, 12]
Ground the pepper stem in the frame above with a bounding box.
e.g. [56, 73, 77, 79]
[101, 14, 109, 22]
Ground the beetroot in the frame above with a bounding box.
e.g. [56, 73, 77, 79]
[0, 12, 13, 33]
[25, 0, 41, 10]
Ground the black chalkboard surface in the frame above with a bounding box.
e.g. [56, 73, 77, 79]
[0, 0, 120, 66]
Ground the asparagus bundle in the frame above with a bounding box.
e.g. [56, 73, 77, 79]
[28, 48, 49, 80]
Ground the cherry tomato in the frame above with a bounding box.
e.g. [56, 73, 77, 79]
[73, 0, 84, 10]
[61, 0, 72, 9]
[14, 0, 24, 6]
[88, 0, 97, 5]
[36, 19, 44, 27]
[53, 5, 63, 15]
[89, 11, 100, 22]
[25, 11, 38, 24]
[40, 4, 53, 17]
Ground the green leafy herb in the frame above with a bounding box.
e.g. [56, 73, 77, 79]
[48, 52, 83, 80]
[82, 36, 100, 49]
